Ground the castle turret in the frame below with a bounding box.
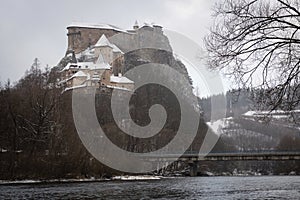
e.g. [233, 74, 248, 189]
[133, 20, 139, 30]
[94, 34, 113, 64]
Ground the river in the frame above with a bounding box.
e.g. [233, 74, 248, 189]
[0, 176, 299, 199]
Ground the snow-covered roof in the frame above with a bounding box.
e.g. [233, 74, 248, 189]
[64, 84, 87, 92]
[95, 62, 111, 70]
[63, 61, 111, 71]
[75, 47, 95, 60]
[64, 70, 87, 83]
[110, 75, 134, 84]
[94, 34, 123, 54]
[67, 22, 129, 33]
[111, 44, 123, 54]
[141, 22, 163, 28]
[61, 62, 77, 72]
[71, 71, 87, 78]
[94, 34, 112, 48]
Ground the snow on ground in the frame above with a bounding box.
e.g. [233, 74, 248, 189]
[0, 178, 110, 185]
[206, 117, 233, 136]
[243, 111, 257, 116]
[0, 176, 162, 185]
[112, 175, 161, 181]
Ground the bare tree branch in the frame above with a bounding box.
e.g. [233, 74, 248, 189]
[205, 0, 300, 111]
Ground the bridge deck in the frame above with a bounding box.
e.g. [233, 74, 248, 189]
[141, 151, 300, 161]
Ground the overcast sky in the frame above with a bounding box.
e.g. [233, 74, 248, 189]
[0, 0, 216, 85]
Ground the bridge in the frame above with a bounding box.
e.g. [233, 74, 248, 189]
[141, 151, 300, 176]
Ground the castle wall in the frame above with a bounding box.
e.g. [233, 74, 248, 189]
[112, 55, 124, 76]
[67, 27, 121, 54]
[100, 70, 111, 85]
[109, 27, 172, 53]
[66, 25, 171, 55]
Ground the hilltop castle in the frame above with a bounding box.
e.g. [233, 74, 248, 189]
[58, 21, 166, 92]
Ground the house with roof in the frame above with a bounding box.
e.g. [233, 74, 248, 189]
[110, 73, 135, 91]
[66, 71, 87, 87]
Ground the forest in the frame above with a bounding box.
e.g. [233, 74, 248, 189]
[0, 57, 299, 180]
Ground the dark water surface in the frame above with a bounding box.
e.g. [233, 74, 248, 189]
[0, 176, 299, 199]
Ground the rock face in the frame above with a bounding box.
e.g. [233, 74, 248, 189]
[60, 23, 201, 150]
[55, 22, 209, 176]
[124, 49, 192, 85]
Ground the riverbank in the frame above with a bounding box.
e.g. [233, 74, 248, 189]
[0, 172, 299, 185]
[0, 175, 165, 185]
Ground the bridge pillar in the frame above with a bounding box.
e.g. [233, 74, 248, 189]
[188, 161, 199, 177]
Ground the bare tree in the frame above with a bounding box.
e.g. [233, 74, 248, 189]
[2, 80, 20, 178]
[205, 0, 300, 110]
[16, 58, 61, 155]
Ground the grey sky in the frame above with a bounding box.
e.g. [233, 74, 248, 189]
[0, 0, 215, 84]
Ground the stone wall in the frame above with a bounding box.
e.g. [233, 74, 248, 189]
[67, 27, 121, 54]
[66, 25, 170, 55]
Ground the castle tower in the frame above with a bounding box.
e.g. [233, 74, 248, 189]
[94, 34, 113, 64]
[133, 20, 139, 30]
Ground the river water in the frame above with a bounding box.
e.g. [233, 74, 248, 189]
[0, 176, 299, 199]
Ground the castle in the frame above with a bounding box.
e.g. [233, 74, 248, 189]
[59, 21, 165, 92]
